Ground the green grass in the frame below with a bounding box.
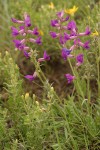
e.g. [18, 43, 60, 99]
[0, 0, 100, 149]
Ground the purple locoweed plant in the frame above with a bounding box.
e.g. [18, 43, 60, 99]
[50, 10, 91, 83]
[11, 11, 91, 85]
[11, 13, 50, 82]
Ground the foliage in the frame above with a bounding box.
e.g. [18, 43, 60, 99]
[0, 0, 100, 149]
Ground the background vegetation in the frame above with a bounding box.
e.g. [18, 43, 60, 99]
[0, 0, 100, 149]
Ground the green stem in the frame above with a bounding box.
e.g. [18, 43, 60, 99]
[87, 75, 91, 104]
[97, 39, 100, 97]
[51, 110, 62, 150]
[68, 59, 85, 99]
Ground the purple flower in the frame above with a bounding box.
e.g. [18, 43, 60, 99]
[65, 16, 70, 21]
[13, 39, 21, 47]
[59, 35, 65, 45]
[29, 38, 35, 43]
[28, 28, 39, 35]
[79, 27, 91, 36]
[85, 27, 91, 35]
[11, 18, 24, 24]
[13, 39, 25, 50]
[76, 54, 84, 66]
[64, 32, 70, 40]
[11, 18, 18, 23]
[70, 31, 77, 36]
[61, 16, 70, 22]
[74, 39, 80, 45]
[24, 13, 31, 27]
[50, 31, 59, 38]
[25, 75, 35, 81]
[18, 26, 25, 35]
[61, 48, 71, 60]
[70, 35, 77, 40]
[33, 27, 39, 35]
[25, 72, 37, 81]
[83, 41, 90, 49]
[38, 51, 50, 62]
[51, 20, 59, 27]
[24, 51, 30, 58]
[67, 20, 77, 32]
[30, 37, 42, 45]
[19, 26, 25, 30]
[35, 37, 42, 45]
[56, 11, 64, 18]
[43, 51, 50, 61]
[78, 40, 90, 49]
[11, 27, 19, 36]
[65, 74, 75, 84]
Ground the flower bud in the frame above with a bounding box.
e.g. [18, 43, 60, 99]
[25, 93, 29, 100]
[5, 51, 9, 55]
[36, 101, 39, 106]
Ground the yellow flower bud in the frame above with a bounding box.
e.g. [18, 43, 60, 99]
[9, 58, 13, 62]
[33, 94, 36, 100]
[51, 87, 54, 91]
[15, 48, 18, 51]
[21, 95, 24, 99]
[25, 93, 29, 100]
[36, 101, 39, 106]
[41, 107, 46, 112]
[5, 51, 9, 55]
[15, 64, 19, 69]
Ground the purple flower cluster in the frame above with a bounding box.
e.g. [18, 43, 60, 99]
[11, 13, 42, 58]
[50, 11, 91, 83]
[11, 13, 50, 81]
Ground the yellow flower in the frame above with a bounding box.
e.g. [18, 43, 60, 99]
[39, 30, 44, 36]
[48, 2, 55, 9]
[65, 6, 78, 16]
[91, 30, 99, 36]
